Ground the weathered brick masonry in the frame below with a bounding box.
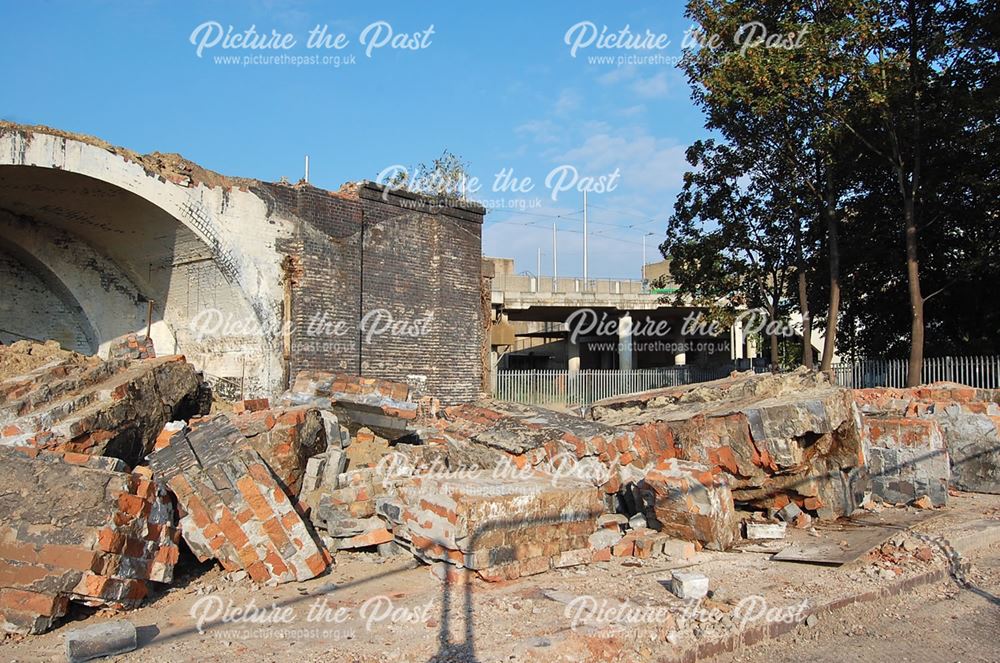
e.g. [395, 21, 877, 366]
[263, 181, 485, 405]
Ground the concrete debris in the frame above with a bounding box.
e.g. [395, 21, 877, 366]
[669, 571, 709, 599]
[0, 447, 179, 634]
[744, 522, 786, 540]
[148, 415, 330, 584]
[0, 346, 206, 467]
[591, 368, 867, 521]
[64, 620, 138, 662]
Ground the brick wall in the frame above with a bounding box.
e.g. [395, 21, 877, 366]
[263, 182, 484, 405]
[0, 249, 93, 352]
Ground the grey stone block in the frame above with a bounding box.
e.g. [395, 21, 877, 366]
[65, 621, 137, 662]
[669, 571, 709, 599]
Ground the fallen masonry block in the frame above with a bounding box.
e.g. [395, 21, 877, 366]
[64, 620, 137, 662]
[591, 368, 866, 520]
[660, 538, 697, 561]
[588, 527, 623, 552]
[669, 571, 709, 600]
[426, 399, 654, 495]
[628, 513, 648, 530]
[638, 459, 739, 551]
[0, 447, 179, 635]
[148, 415, 329, 584]
[396, 473, 605, 581]
[306, 466, 401, 539]
[863, 416, 950, 506]
[335, 528, 394, 550]
[229, 406, 328, 496]
[597, 513, 628, 531]
[282, 372, 418, 439]
[854, 385, 1000, 495]
[935, 406, 1000, 494]
[745, 522, 786, 540]
[318, 515, 385, 539]
[776, 502, 803, 524]
[0, 350, 206, 468]
[233, 398, 270, 414]
[107, 333, 155, 362]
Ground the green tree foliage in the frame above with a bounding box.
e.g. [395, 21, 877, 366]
[669, 0, 998, 375]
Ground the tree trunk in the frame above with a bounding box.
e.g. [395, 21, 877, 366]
[769, 328, 780, 372]
[903, 0, 925, 387]
[820, 196, 840, 372]
[798, 269, 813, 369]
[905, 195, 924, 386]
[795, 223, 814, 369]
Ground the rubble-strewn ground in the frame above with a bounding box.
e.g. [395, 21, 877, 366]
[0, 340, 87, 382]
[2, 343, 998, 662]
[3, 493, 997, 662]
[719, 542, 1000, 663]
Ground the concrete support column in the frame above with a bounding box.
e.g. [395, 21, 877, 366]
[567, 338, 581, 374]
[489, 350, 498, 392]
[731, 319, 745, 361]
[618, 312, 634, 371]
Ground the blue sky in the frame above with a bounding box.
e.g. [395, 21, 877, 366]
[0, 1, 710, 279]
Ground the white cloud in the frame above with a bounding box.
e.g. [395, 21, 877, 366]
[555, 130, 689, 197]
[618, 104, 646, 117]
[554, 88, 581, 115]
[597, 66, 638, 86]
[630, 71, 670, 98]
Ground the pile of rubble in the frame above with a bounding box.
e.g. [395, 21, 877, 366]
[856, 383, 1000, 500]
[589, 369, 867, 522]
[2, 339, 998, 638]
[0, 447, 179, 634]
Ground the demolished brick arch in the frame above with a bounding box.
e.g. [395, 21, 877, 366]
[0, 124, 290, 396]
[0, 123, 490, 405]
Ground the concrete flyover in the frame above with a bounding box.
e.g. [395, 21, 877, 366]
[0, 124, 295, 396]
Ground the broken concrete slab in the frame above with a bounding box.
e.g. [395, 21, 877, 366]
[0, 447, 179, 634]
[148, 415, 329, 584]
